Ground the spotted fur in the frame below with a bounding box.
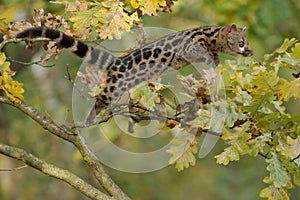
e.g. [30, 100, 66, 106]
[16, 24, 253, 122]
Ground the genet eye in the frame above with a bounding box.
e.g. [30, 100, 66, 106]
[238, 40, 245, 47]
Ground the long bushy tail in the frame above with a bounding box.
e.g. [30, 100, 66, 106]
[16, 27, 116, 70]
[16, 27, 92, 58]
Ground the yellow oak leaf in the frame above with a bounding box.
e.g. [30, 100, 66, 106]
[0, 71, 24, 102]
[130, 0, 167, 16]
[277, 78, 300, 101]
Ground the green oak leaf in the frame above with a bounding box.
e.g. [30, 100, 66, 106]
[215, 122, 251, 165]
[247, 132, 272, 157]
[266, 151, 289, 187]
[167, 129, 198, 171]
[276, 136, 300, 167]
[259, 185, 289, 200]
[290, 43, 300, 59]
[277, 78, 300, 102]
[264, 38, 297, 60]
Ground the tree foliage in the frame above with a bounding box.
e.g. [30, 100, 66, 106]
[0, 0, 299, 200]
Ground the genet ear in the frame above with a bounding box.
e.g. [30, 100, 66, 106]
[241, 26, 247, 32]
[228, 23, 238, 33]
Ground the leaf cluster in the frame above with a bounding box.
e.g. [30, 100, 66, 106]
[214, 39, 300, 199]
[51, 0, 175, 39]
[0, 53, 24, 102]
[125, 38, 300, 199]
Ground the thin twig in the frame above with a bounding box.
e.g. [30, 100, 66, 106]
[7, 57, 55, 68]
[258, 152, 268, 159]
[75, 101, 222, 137]
[65, 64, 73, 82]
[0, 37, 51, 51]
[0, 164, 28, 172]
[291, 154, 300, 162]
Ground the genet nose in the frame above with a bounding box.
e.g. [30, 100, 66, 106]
[243, 49, 253, 57]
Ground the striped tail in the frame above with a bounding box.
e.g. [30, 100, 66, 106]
[16, 27, 116, 70]
[16, 27, 92, 58]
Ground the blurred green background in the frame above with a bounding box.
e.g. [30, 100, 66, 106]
[0, 0, 299, 199]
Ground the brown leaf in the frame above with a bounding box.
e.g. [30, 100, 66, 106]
[42, 46, 59, 64]
[5, 21, 33, 39]
[154, 95, 166, 116]
[33, 9, 45, 26]
[178, 74, 197, 97]
[177, 98, 202, 124]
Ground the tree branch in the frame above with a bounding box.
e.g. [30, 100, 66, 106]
[7, 57, 55, 68]
[0, 142, 114, 200]
[0, 37, 51, 51]
[0, 96, 76, 140]
[291, 153, 300, 162]
[0, 96, 130, 200]
[77, 102, 222, 137]
[73, 134, 131, 200]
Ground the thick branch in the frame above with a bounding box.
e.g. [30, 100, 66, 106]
[73, 134, 131, 200]
[0, 96, 76, 141]
[0, 96, 130, 200]
[0, 142, 114, 200]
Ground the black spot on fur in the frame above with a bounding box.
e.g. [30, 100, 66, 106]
[171, 39, 181, 46]
[149, 60, 155, 68]
[133, 49, 141, 57]
[115, 59, 121, 65]
[127, 60, 133, 70]
[101, 95, 108, 100]
[111, 66, 118, 71]
[125, 76, 135, 81]
[119, 66, 126, 72]
[110, 86, 115, 93]
[131, 68, 137, 74]
[118, 81, 124, 87]
[143, 50, 152, 59]
[134, 79, 140, 85]
[153, 48, 162, 58]
[164, 52, 171, 57]
[163, 44, 172, 51]
[121, 56, 131, 65]
[111, 75, 117, 83]
[139, 62, 146, 70]
[113, 92, 119, 98]
[161, 57, 167, 63]
[156, 39, 166, 46]
[117, 73, 123, 78]
[134, 54, 142, 64]
[190, 31, 203, 39]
